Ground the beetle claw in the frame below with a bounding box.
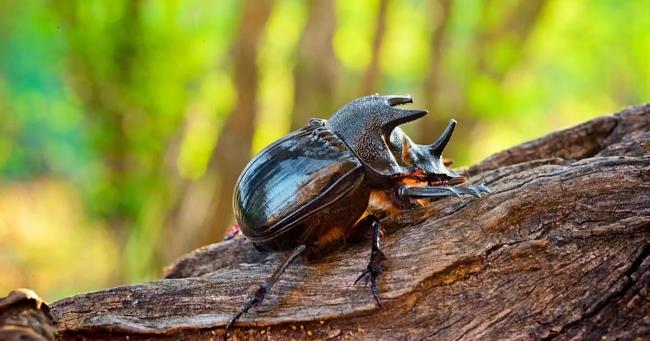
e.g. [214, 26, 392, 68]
[354, 268, 371, 285]
[353, 217, 386, 307]
[355, 255, 385, 307]
[466, 188, 482, 198]
[473, 183, 491, 194]
[452, 186, 481, 198]
[456, 183, 491, 198]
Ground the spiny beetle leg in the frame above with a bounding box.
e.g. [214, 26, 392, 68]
[354, 216, 386, 307]
[396, 185, 460, 199]
[225, 284, 267, 332]
[453, 186, 481, 198]
[473, 183, 491, 194]
[226, 245, 306, 333]
[396, 183, 490, 200]
[461, 183, 491, 197]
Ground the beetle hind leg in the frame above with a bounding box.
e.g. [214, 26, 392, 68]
[354, 215, 386, 307]
[226, 244, 306, 332]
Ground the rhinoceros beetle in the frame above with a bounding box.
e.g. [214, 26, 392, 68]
[227, 94, 489, 329]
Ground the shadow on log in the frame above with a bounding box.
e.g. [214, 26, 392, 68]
[6, 104, 650, 340]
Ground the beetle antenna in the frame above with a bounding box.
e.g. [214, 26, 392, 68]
[430, 119, 457, 157]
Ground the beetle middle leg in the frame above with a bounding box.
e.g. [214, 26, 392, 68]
[354, 215, 386, 307]
[226, 244, 306, 331]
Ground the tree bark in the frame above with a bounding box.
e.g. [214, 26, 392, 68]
[7, 104, 650, 340]
[202, 0, 275, 246]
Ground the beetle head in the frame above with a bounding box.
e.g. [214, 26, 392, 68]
[326, 94, 427, 180]
[389, 120, 465, 185]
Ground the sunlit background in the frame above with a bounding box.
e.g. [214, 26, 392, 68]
[1, 0, 648, 301]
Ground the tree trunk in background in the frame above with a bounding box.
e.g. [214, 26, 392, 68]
[475, 0, 547, 82]
[159, 0, 276, 262]
[20, 104, 647, 340]
[202, 0, 275, 245]
[419, 0, 547, 158]
[55, 0, 142, 222]
[359, 0, 389, 95]
[291, 0, 339, 130]
[419, 0, 453, 142]
[53, 0, 141, 281]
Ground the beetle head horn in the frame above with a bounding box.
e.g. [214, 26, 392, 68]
[429, 119, 456, 157]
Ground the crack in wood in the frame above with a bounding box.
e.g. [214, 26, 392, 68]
[541, 243, 650, 340]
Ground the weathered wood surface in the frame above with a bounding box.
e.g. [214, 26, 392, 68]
[0, 289, 56, 341]
[49, 104, 650, 340]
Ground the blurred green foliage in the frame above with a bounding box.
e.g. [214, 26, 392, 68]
[0, 0, 648, 301]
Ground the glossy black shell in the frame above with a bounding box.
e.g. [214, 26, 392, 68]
[233, 120, 369, 252]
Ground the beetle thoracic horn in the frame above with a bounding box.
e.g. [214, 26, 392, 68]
[386, 95, 413, 107]
[429, 119, 457, 157]
[382, 109, 428, 134]
[381, 95, 427, 134]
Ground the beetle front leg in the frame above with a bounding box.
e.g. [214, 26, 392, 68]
[354, 215, 386, 307]
[396, 183, 490, 200]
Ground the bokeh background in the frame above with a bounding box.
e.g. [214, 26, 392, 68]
[1, 0, 648, 301]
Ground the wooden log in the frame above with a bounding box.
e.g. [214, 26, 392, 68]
[42, 104, 650, 339]
[0, 289, 56, 341]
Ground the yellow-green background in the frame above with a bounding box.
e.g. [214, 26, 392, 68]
[1, 0, 648, 301]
